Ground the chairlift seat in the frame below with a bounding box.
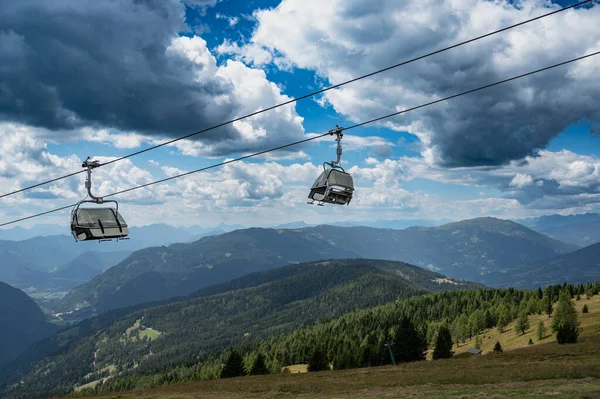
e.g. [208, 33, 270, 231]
[71, 207, 129, 241]
[308, 168, 354, 205]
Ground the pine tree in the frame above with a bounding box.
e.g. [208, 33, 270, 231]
[221, 350, 245, 379]
[469, 310, 486, 335]
[528, 338, 533, 345]
[514, 311, 529, 335]
[393, 317, 427, 363]
[474, 335, 482, 350]
[484, 309, 494, 329]
[527, 296, 540, 315]
[248, 353, 268, 375]
[307, 348, 330, 372]
[493, 341, 503, 352]
[496, 304, 510, 333]
[544, 296, 553, 317]
[536, 320, 546, 341]
[552, 292, 580, 344]
[332, 347, 354, 370]
[270, 359, 282, 374]
[582, 304, 589, 314]
[432, 326, 453, 360]
[455, 314, 469, 343]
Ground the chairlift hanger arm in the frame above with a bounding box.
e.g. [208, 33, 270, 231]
[82, 157, 104, 203]
[328, 125, 344, 167]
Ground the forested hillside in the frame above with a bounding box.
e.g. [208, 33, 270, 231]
[0, 282, 59, 366]
[0, 259, 475, 399]
[56, 218, 574, 315]
[91, 281, 600, 394]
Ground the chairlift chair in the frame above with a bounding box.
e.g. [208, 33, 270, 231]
[70, 157, 129, 242]
[308, 164, 354, 206]
[308, 126, 354, 206]
[71, 203, 128, 242]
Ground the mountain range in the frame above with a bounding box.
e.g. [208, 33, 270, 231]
[484, 241, 600, 288]
[0, 224, 231, 295]
[516, 212, 600, 247]
[5, 212, 598, 297]
[55, 217, 575, 315]
[0, 259, 477, 398]
[0, 219, 450, 241]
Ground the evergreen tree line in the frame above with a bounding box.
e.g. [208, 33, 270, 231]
[89, 282, 596, 394]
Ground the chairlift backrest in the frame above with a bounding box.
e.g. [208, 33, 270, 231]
[327, 168, 353, 189]
[73, 207, 126, 228]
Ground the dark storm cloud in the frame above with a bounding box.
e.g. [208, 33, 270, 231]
[246, 0, 600, 167]
[357, 39, 600, 168]
[408, 62, 600, 167]
[0, 0, 240, 138]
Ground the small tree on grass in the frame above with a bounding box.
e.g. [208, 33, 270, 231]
[552, 292, 580, 344]
[514, 311, 530, 335]
[308, 348, 330, 372]
[586, 289, 594, 300]
[248, 353, 268, 375]
[493, 341, 503, 352]
[432, 326, 454, 360]
[221, 350, 245, 379]
[537, 320, 546, 341]
[582, 304, 589, 314]
[528, 338, 534, 345]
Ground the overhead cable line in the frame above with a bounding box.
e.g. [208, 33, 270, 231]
[0, 0, 592, 200]
[2, 49, 598, 228]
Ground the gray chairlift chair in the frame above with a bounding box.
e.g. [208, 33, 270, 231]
[70, 158, 129, 242]
[308, 126, 354, 206]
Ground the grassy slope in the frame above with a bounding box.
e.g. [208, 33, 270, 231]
[82, 296, 600, 399]
[454, 294, 600, 355]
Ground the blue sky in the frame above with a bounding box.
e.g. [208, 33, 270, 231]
[0, 0, 599, 229]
